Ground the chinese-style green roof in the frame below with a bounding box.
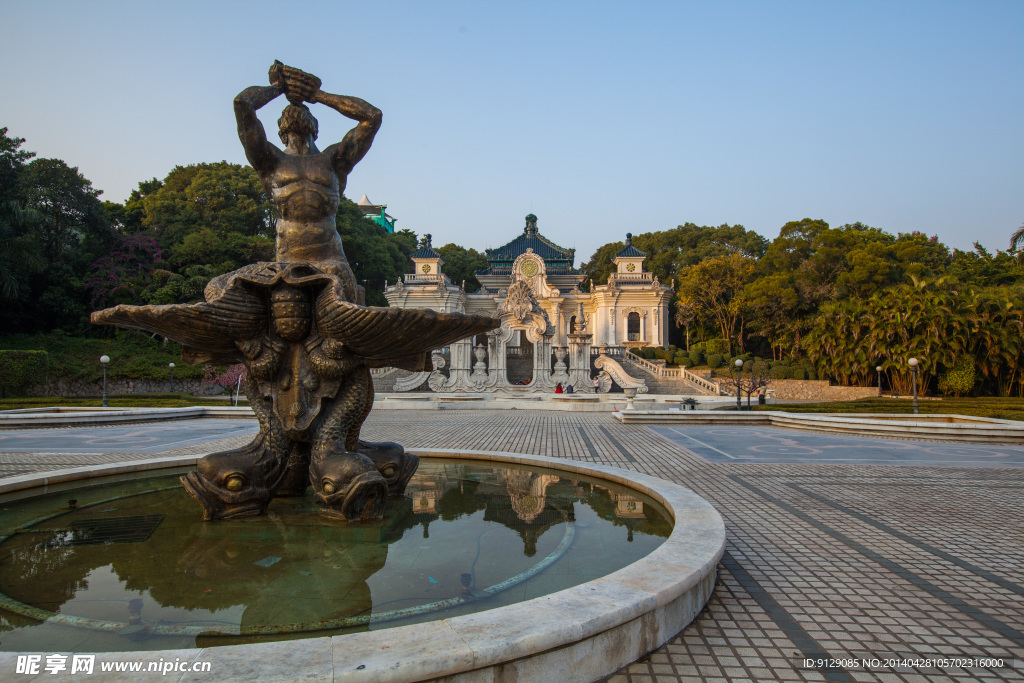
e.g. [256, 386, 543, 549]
[476, 214, 578, 276]
[615, 233, 646, 258]
[410, 234, 441, 260]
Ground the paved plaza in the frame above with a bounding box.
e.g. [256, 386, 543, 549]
[1, 410, 1022, 681]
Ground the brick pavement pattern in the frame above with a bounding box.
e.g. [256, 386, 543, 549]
[2, 410, 1021, 682]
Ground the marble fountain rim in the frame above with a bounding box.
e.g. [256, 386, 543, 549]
[0, 449, 726, 683]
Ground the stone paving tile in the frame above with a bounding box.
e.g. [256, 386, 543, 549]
[3, 409, 1023, 682]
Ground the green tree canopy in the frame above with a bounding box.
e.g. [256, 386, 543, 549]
[582, 222, 767, 285]
[437, 243, 488, 292]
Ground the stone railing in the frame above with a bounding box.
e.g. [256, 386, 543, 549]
[608, 272, 654, 283]
[621, 353, 722, 395]
[590, 345, 626, 357]
[402, 273, 451, 286]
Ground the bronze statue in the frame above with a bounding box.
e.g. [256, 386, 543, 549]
[93, 63, 499, 522]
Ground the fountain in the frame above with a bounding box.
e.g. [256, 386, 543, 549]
[1, 64, 727, 680]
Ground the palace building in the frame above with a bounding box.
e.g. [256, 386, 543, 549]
[381, 214, 674, 393]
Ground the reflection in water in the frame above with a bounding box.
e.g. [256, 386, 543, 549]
[0, 460, 670, 652]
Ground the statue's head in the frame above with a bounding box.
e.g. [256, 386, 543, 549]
[278, 104, 319, 145]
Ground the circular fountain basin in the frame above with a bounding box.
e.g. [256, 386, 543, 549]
[0, 450, 724, 682]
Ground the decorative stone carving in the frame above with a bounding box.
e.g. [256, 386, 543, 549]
[472, 344, 488, 378]
[504, 280, 535, 321]
[393, 371, 430, 392]
[594, 354, 648, 393]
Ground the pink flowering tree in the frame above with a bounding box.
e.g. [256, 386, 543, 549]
[85, 234, 162, 308]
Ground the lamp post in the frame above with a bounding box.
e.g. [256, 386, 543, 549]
[734, 358, 744, 411]
[876, 365, 883, 397]
[169, 362, 175, 392]
[100, 355, 110, 408]
[908, 357, 919, 414]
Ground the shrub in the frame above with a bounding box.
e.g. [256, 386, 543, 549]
[938, 357, 975, 397]
[770, 365, 790, 380]
[673, 352, 689, 366]
[707, 353, 724, 369]
[688, 349, 705, 366]
[0, 350, 49, 396]
[806, 369, 818, 381]
[706, 338, 730, 355]
[790, 367, 808, 380]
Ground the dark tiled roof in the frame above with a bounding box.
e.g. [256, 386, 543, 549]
[615, 233, 646, 258]
[476, 214, 578, 276]
[410, 234, 440, 259]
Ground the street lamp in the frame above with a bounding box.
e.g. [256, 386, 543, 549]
[169, 362, 175, 392]
[100, 355, 110, 408]
[734, 358, 744, 411]
[908, 357, 919, 414]
[876, 365, 883, 397]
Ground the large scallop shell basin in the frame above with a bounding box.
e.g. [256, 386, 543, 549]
[0, 458, 671, 652]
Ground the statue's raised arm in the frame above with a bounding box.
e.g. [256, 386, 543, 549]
[313, 90, 382, 178]
[233, 75, 284, 178]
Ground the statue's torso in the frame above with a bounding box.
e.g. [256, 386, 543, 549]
[270, 151, 344, 263]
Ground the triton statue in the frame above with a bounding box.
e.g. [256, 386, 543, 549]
[92, 63, 498, 522]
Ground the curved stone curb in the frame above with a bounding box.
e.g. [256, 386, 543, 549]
[0, 450, 725, 683]
[614, 409, 1024, 444]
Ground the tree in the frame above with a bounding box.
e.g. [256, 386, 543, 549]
[676, 254, 756, 355]
[437, 243, 488, 292]
[582, 223, 767, 286]
[742, 274, 801, 360]
[137, 163, 273, 257]
[1009, 223, 1024, 264]
[84, 234, 163, 308]
[0, 128, 35, 204]
[673, 294, 699, 351]
[8, 157, 113, 331]
[0, 201, 43, 301]
[335, 199, 412, 305]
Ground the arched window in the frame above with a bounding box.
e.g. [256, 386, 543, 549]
[569, 315, 577, 334]
[627, 312, 641, 341]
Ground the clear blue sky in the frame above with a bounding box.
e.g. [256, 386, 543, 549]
[4, 0, 1022, 264]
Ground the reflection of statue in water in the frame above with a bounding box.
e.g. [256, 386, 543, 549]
[92, 63, 499, 521]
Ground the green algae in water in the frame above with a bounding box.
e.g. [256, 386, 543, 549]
[0, 459, 671, 652]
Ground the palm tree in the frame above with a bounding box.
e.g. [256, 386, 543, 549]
[1011, 223, 1024, 262]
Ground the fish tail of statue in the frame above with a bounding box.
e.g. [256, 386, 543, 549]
[310, 367, 388, 521]
[181, 376, 291, 520]
[355, 373, 419, 497]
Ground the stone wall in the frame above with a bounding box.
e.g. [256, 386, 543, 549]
[29, 379, 227, 397]
[768, 380, 877, 401]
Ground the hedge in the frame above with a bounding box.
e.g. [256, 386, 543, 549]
[0, 350, 49, 396]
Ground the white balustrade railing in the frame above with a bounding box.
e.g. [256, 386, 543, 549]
[621, 353, 722, 395]
[403, 273, 450, 285]
[609, 272, 654, 283]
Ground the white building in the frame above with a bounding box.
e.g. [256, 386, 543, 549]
[382, 214, 673, 393]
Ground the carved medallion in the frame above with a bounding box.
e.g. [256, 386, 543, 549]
[422, 264, 431, 274]
[520, 259, 538, 278]
[626, 263, 636, 272]
[504, 280, 535, 321]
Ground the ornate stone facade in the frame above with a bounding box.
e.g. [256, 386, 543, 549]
[384, 215, 672, 393]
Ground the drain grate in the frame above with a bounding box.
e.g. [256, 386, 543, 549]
[56, 514, 166, 546]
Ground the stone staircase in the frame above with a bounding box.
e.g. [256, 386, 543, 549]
[619, 354, 723, 395]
